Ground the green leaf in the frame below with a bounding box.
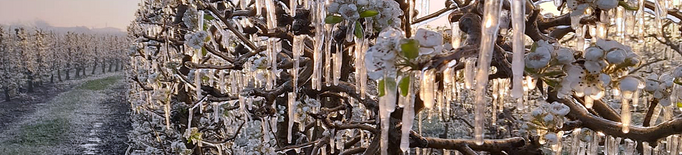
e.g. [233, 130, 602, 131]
[325, 15, 343, 24]
[204, 14, 215, 21]
[359, 10, 379, 18]
[354, 21, 363, 38]
[202, 48, 208, 56]
[401, 39, 420, 59]
[378, 79, 385, 97]
[399, 76, 410, 97]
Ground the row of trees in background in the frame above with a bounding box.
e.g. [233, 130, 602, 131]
[0, 26, 127, 101]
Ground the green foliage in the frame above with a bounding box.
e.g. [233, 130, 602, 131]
[399, 76, 410, 97]
[401, 39, 420, 59]
[354, 21, 363, 38]
[325, 15, 343, 24]
[359, 10, 379, 18]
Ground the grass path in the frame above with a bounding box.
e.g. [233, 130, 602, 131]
[0, 73, 130, 154]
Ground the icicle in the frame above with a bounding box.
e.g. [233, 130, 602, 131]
[589, 132, 602, 155]
[652, 105, 662, 126]
[570, 128, 582, 154]
[511, 0, 525, 101]
[669, 135, 679, 155]
[585, 96, 594, 109]
[575, 25, 586, 51]
[265, 0, 278, 29]
[616, 6, 625, 41]
[400, 74, 415, 153]
[474, 0, 503, 145]
[293, 36, 304, 94]
[622, 98, 631, 133]
[644, 142, 652, 155]
[380, 72, 397, 155]
[333, 47, 342, 86]
[654, 0, 666, 37]
[290, 0, 297, 16]
[624, 139, 636, 155]
[420, 69, 435, 109]
[324, 37, 332, 87]
[451, 22, 461, 48]
[287, 92, 295, 143]
[464, 58, 475, 89]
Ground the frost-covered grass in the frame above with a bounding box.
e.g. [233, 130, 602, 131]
[7, 118, 69, 146]
[0, 73, 123, 154]
[79, 75, 123, 90]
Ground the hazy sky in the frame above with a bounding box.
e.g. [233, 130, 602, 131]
[0, 0, 140, 30]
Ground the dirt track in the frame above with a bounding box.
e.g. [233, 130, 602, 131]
[0, 73, 131, 154]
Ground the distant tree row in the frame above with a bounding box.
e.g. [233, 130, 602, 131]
[0, 26, 128, 101]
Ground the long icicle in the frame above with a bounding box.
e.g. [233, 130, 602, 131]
[622, 98, 631, 133]
[474, 0, 503, 145]
[510, 0, 525, 104]
[400, 74, 415, 153]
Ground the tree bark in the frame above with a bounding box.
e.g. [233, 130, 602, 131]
[57, 69, 62, 81]
[3, 86, 10, 101]
[75, 68, 80, 78]
[92, 59, 98, 75]
[115, 60, 121, 71]
[65, 68, 71, 80]
[108, 60, 113, 72]
[101, 59, 106, 73]
[27, 74, 33, 93]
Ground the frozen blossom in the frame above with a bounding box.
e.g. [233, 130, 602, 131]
[183, 7, 199, 30]
[584, 47, 604, 61]
[413, 28, 443, 56]
[549, 102, 570, 116]
[525, 41, 552, 69]
[365, 28, 404, 80]
[185, 31, 208, 50]
[554, 47, 576, 64]
[619, 76, 640, 92]
[545, 132, 559, 145]
[338, 4, 360, 20]
[328, 2, 341, 13]
[605, 49, 627, 64]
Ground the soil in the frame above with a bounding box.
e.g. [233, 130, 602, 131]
[0, 84, 69, 132]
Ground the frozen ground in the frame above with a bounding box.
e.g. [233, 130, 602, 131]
[0, 72, 131, 154]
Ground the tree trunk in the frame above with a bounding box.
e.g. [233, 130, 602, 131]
[108, 60, 113, 72]
[65, 68, 70, 80]
[27, 74, 33, 93]
[75, 68, 80, 78]
[51, 74, 54, 83]
[57, 69, 62, 81]
[3, 86, 10, 101]
[81, 67, 86, 76]
[115, 60, 121, 71]
[102, 59, 107, 73]
[92, 60, 97, 75]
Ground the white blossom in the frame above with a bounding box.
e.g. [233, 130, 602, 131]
[414, 28, 443, 48]
[584, 60, 603, 74]
[619, 76, 640, 92]
[549, 102, 570, 116]
[338, 4, 359, 20]
[554, 47, 576, 64]
[584, 47, 604, 61]
[525, 41, 552, 69]
[185, 31, 208, 50]
[605, 49, 627, 64]
[327, 2, 341, 13]
[545, 132, 559, 145]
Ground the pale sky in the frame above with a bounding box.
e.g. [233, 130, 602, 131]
[0, 0, 140, 31]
